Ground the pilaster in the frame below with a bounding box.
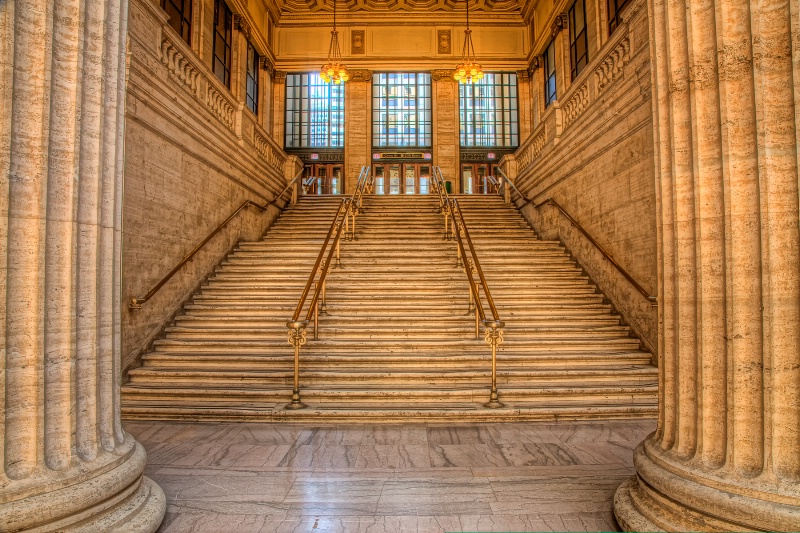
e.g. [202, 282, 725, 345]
[431, 69, 459, 189]
[345, 69, 372, 192]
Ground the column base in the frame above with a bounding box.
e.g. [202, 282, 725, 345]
[0, 434, 166, 532]
[614, 441, 800, 532]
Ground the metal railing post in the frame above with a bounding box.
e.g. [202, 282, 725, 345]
[286, 321, 308, 409]
[483, 320, 504, 408]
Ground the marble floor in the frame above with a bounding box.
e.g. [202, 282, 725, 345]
[125, 419, 656, 533]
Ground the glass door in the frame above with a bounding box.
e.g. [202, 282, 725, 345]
[419, 165, 430, 194]
[302, 163, 345, 195]
[389, 165, 401, 194]
[404, 165, 416, 194]
[461, 164, 474, 194]
[374, 166, 386, 194]
[461, 162, 500, 194]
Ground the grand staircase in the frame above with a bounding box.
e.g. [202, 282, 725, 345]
[121, 194, 657, 421]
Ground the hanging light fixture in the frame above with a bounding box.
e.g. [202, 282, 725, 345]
[453, 0, 484, 83]
[320, 0, 349, 84]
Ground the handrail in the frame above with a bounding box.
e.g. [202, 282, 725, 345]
[432, 166, 505, 409]
[129, 168, 305, 310]
[494, 168, 656, 303]
[285, 167, 371, 409]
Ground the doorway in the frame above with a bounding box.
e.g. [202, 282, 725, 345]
[460, 162, 501, 194]
[372, 163, 431, 194]
[302, 163, 344, 195]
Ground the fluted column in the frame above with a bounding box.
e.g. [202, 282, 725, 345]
[614, 0, 800, 530]
[0, 0, 166, 531]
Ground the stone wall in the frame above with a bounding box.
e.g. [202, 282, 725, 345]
[504, 0, 657, 354]
[123, 0, 294, 374]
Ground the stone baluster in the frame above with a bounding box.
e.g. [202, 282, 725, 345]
[614, 0, 800, 530]
[0, 0, 165, 530]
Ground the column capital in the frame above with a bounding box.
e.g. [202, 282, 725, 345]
[348, 69, 373, 82]
[273, 70, 287, 83]
[431, 69, 455, 81]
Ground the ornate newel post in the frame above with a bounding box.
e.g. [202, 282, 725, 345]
[0, 0, 166, 530]
[614, 0, 800, 530]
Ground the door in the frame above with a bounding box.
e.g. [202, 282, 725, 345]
[301, 163, 344, 195]
[373, 163, 433, 194]
[461, 162, 500, 194]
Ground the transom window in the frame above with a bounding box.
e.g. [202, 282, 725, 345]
[569, 0, 589, 80]
[607, 0, 630, 35]
[212, 0, 232, 88]
[459, 73, 519, 148]
[285, 73, 345, 148]
[161, 0, 192, 44]
[544, 39, 557, 107]
[372, 73, 432, 148]
[246, 42, 259, 115]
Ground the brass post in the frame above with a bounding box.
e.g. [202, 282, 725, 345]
[475, 305, 480, 338]
[320, 278, 328, 315]
[483, 320, 505, 408]
[313, 298, 319, 340]
[286, 321, 308, 409]
[336, 237, 341, 267]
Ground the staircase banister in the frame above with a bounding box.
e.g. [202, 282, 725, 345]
[451, 198, 501, 323]
[492, 168, 655, 303]
[290, 198, 350, 323]
[539, 198, 656, 302]
[129, 168, 305, 310]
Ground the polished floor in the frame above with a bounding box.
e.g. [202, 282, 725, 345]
[125, 420, 656, 533]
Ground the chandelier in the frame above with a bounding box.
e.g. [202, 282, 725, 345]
[320, 0, 349, 84]
[453, 0, 484, 83]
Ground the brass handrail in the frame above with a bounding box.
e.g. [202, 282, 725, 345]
[129, 168, 305, 310]
[494, 168, 656, 303]
[285, 167, 371, 409]
[432, 167, 505, 408]
[345, 166, 371, 239]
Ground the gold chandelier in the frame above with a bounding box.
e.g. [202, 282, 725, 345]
[453, 0, 484, 83]
[320, 0, 349, 84]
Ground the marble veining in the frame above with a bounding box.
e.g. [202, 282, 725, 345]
[126, 420, 655, 532]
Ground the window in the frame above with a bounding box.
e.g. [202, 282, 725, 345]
[569, 0, 589, 80]
[284, 73, 345, 148]
[372, 73, 432, 148]
[246, 42, 259, 115]
[544, 39, 557, 107]
[607, 0, 629, 35]
[161, 0, 192, 44]
[459, 73, 519, 148]
[212, 0, 232, 87]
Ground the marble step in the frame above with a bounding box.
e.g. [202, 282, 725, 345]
[151, 337, 643, 353]
[139, 352, 654, 368]
[120, 403, 657, 422]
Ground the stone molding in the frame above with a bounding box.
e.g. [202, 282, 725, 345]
[282, 0, 519, 13]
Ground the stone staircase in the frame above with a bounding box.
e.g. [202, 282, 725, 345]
[121, 194, 657, 421]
